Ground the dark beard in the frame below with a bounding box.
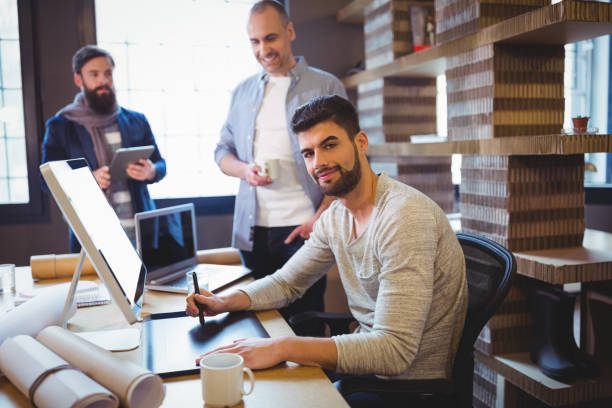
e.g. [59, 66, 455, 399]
[84, 85, 117, 115]
[317, 143, 361, 197]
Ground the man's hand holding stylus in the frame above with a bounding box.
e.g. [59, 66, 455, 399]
[185, 289, 251, 318]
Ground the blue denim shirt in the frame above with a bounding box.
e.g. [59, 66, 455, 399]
[214, 57, 347, 251]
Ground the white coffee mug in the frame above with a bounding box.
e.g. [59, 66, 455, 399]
[255, 159, 280, 180]
[200, 353, 254, 407]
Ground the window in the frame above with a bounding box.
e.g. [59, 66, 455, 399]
[0, 0, 27, 204]
[0, 0, 45, 223]
[95, 0, 260, 200]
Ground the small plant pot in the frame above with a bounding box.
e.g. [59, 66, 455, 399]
[572, 117, 589, 133]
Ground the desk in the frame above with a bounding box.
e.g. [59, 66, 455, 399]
[0, 266, 349, 408]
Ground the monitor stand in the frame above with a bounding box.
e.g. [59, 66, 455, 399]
[60, 249, 140, 351]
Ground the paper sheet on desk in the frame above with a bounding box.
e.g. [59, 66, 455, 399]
[0, 283, 75, 347]
[37, 326, 165, 408]
[0, 335, 118, 408]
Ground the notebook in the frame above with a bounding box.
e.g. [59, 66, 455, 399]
[135, 203, 200, 294]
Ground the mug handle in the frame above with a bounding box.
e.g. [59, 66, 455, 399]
[242, 367, 255, 396]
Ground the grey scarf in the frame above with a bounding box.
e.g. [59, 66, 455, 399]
[57, 92, 120, 168]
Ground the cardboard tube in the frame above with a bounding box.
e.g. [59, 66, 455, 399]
[196, 247, 241, 265]
[30, 254, 96, 280]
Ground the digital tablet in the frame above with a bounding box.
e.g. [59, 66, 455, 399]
[109, 145, 155, 180]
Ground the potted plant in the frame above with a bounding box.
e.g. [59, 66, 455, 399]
[572, 116, 590, 133]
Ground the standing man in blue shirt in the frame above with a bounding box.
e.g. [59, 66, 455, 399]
[214, 0, 347, 331]
[42, 45, 166, 252]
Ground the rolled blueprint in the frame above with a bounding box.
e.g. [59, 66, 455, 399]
[37, 326, 165, 408]
[30, 253, 96, 279]
[0, 335, 118, 408]
[0, 283, 75, 347]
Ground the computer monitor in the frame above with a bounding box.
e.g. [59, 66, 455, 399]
[40, 158, 146, 325]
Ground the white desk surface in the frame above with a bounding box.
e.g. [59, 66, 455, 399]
[0, 266, 349, 408]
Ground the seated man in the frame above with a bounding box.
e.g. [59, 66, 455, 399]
[186, 95, 467, 381]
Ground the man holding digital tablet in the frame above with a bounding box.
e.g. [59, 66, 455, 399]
[187, 96, 468, 404]
[41, 45, 166, 252]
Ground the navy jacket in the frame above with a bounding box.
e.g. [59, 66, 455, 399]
[41, 107, 166, 252]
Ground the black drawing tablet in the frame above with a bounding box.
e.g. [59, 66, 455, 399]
[141, 311, 269, 378]
[109, 145, 154, 180]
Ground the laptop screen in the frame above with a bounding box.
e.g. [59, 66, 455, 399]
[135, 204, 197, 280]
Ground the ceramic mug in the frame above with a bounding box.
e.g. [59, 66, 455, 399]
[200, 353, 254, 407]
[255, 159, 280, 180]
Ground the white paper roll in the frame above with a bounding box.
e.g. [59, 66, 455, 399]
[37, 326, 165, 408]
[0, 283, 75, 347]
[0, 335, 118, 408]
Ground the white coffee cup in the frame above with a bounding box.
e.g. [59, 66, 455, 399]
[200, 353, 254, 407]
[255, 159, 280, 180]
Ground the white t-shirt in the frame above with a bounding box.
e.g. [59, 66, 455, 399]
[253, 76, 314, 227]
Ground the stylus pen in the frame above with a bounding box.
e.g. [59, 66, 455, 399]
[192, 271, 205, 327]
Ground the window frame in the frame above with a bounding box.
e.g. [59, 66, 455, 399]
[0, 0, 48, 224]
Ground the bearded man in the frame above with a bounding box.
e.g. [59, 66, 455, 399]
[41, 45, 166, 252]
[187, 95, 468, 405]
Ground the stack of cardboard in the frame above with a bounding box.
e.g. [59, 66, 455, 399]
[364, 0, 414, 68]
[446, 44, 565, 141]
[460, 155, 585, 252]
[370, 155, 455, 212]
[434, 0, 549, 45]
[358, 76, 437, 144]
[473, 359, 498, 408]
[476, 278, 532, 356]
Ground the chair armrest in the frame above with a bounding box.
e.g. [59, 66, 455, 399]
[335, 375, 454, 397]
[288, 311, 355, 336]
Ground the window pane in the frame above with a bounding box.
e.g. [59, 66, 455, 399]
[0, 137, 5, 177]
[0, 0, 18, 39]
[0, 0, 28, 205]
[0, 177, 8, 202]
[96, 0, 259, 199]
[7, 137, 26, 177]
[1, 39, 21, 88]
[8, 175, 27, 203]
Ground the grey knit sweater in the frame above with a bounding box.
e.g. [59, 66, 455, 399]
[242, 173, 467, 379]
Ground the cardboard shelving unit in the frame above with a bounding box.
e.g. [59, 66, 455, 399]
[341, 0, 612, 87]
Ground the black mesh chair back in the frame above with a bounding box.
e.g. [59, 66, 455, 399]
[453, 233, 516, 407]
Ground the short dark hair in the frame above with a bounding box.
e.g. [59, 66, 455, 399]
[291, 95, 361, 139]
[72, 45, 115, 75]
[250, 0, 290, 27]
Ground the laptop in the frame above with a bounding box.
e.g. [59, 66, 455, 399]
[135, 203, 201, 294]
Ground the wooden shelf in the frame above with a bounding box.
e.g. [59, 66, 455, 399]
[476, 350, 612, 407]
[342, 0, 612, 88]
[367, 133, 612, 157]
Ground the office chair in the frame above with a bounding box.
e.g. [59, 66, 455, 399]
[289, 232, 516, 407]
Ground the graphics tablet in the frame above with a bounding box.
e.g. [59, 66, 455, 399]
[141, 311, 269, 378]
[109, 145, 155, 180]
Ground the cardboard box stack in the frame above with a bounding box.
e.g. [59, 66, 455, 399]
[358, 76, 437, 144]
[446, 44, 565, 141]
[434, 0, 549, 45]
[460, 154, 585, 252]
[370, 155, 455, 212]
[364, 0, 414, 68]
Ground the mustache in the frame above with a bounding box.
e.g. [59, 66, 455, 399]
[95, 85, 112, 92]
[315, 165, 340, 180]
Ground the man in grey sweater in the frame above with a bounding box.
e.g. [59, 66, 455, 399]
[186, 95, 467, 381]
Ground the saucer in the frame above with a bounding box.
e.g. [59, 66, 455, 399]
[561, 127, 599, 135]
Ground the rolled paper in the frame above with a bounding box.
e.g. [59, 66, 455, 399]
[30, 253, 96, 280]
[0, 335, 118, 408]
[37, 326, 165, 408]
[0, 283, 76, 348]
